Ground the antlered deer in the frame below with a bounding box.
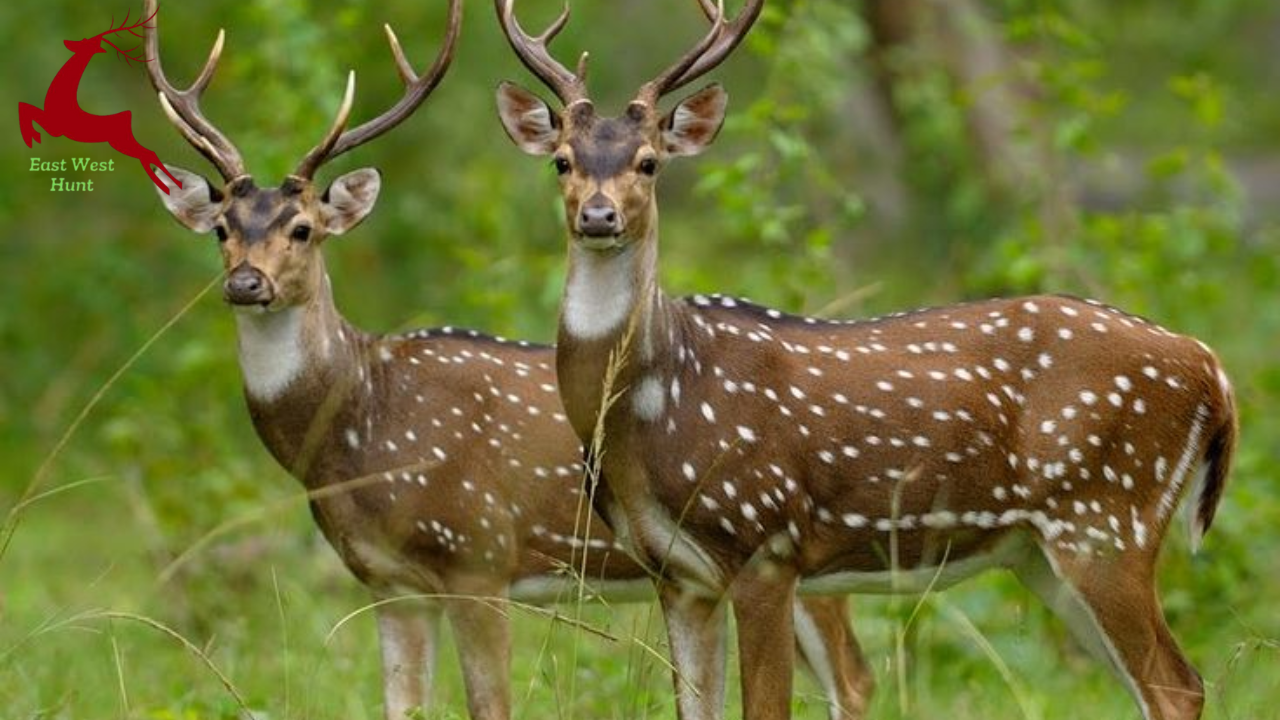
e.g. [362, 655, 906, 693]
[495, 0, 1237, 718]
[18, 5, 181, 194]
[143, 1, 872, 718]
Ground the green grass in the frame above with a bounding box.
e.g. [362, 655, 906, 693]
[2, 477, 1275, 719]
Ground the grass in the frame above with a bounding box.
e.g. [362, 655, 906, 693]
[4, 483, 1276, 720]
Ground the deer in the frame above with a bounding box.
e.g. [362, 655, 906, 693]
[19, 5, 182, 194]
[494, 0, 1238, 718]
[142, 1, 874, 719]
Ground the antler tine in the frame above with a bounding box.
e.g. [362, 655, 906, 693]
[636, 0, 726, 105]
[294, 0, 464, 179]
[293, 71, 356, 180]
[188, 29, 225, 93]
[637, 0, 763, 105]
[495, 0, 588, 106]
[143, 0, 246, 181]
[668, 0, 763, 90]
[384, 25, 418, 85]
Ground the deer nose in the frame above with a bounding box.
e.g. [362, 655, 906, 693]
[578, 196, 621, 237]
[224, 265, 274, 306]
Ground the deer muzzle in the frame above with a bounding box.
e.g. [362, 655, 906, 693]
[224, 264, 274, 307]
[577, 193, 623, 239]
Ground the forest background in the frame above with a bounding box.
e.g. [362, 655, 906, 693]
[1, 0, 1276, 717]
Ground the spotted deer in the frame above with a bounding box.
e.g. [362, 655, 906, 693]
[143, 1, 872, 719]
[495, 0, 1238, 718]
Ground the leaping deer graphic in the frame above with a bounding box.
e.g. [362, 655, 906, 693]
[18, 6, 181, 194]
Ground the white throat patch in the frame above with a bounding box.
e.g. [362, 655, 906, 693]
[236, 307, 306, 402]
[562, 245, 636, 340]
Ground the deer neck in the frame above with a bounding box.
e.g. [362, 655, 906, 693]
[235, 259, 367, 483]
[556, 216, 678, 444]
[46, 49, 94, 111]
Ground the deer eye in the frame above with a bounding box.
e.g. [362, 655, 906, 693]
[553, 156, 571, 175]
[290, 225, 312, 242]
[638, 157, 658, 176]
[213, 225, 228, 243]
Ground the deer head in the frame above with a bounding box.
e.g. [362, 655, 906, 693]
[495, 0, 759, 250]
[64, 37, 107, 55]
[160, 170, 382, 309]
[145, 0, 461, 310]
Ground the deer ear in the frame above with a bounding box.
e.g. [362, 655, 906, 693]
[156, 166, 223, 233]
[320, 168, 381, 236]
[496, 81, 560, 156]
[661, 84, 727, 157]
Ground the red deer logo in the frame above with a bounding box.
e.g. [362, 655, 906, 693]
[17, 6, 181, 194]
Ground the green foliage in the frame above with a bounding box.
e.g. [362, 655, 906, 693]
[2, 0, 1278, 717]
[692, 0, 867, 312]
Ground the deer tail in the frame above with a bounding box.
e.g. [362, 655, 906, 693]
[1189, 365, 1237, 554]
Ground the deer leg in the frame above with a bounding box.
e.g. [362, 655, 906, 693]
[126, 145, 183, 194]
[18, 102, 45, 146]
[660, 583, 728, 720]
[129, 142, 183, 193]
[443, 577, 511, 720]
[1015, 546, 1204, 720]
[374, 596, 441, 720]
[132, 152, 183, 194]
[98, 111, 182, 193]
[154, 159, 182, 189]
[793, 596, 874, 720]
[732, 562, 798, 720]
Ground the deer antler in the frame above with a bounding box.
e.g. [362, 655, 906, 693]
[98, 4, 159, 67]
[635, 0, 763, 107]
[143, 0, 246, 181]
[494, 0, 589, 107]
[293, 0, 464, 179]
